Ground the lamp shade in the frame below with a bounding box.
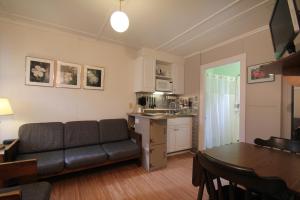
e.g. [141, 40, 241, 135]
[110, 11, 129, 33]
[0, 98, 14, 115]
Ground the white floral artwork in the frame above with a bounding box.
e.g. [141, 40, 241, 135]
[83, 65, 104, 90]
[25, 57, 54, 87]
[56, 61, 82, 89]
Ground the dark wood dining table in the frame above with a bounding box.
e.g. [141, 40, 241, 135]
[203, 142, 300, 194]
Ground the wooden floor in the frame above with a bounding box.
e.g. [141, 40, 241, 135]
[50, 153, 206, 200]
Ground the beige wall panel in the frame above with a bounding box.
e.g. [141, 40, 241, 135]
[0, 20, 136, 141]
[246, 75, 281, 106]
[243, 30, 275, 66]
[184, 54, 201, 96]
[184, 29, 284, 147]
[246, 105, 281, 143]
[201, 40, 244, 65]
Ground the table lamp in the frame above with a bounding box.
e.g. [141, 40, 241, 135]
[0, 98, 14, 149]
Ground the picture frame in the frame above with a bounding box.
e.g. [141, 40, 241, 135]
[247, 62, 275, 84]
[25, 56, 55, 87]
[56, 61, 82, 88]
[83, 65, 105, 90]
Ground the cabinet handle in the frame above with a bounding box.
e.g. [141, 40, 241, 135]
[150, 139, 153, 143]
[174, 128, 179, 131]
[150, 148, 153, 153]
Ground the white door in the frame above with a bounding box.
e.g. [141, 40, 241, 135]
[199, 54, 246, 150]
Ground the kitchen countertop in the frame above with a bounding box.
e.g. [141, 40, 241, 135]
[128, 113, 197, 120]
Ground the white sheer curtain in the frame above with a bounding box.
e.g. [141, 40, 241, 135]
[205, 73, 240, 148]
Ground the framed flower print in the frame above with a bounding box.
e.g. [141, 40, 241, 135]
[25, 57, 54, 87]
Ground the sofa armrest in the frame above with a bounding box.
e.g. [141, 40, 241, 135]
[0, 189, 21, 200]
[129, 131, 142, 146]
[0, 159, 37, 187]
[3, 140, 15, 145]
[4, 139, 19, 162]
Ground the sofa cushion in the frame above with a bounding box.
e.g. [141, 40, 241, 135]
[0, 182, 51, 200]
[18, 122, 64, 154]
[99, 119, 129, 143]
[64, 145, 107, 169]
[64, 121, 99, 148]
[102, 140, 140, 160]
[17, 150, 64, 176]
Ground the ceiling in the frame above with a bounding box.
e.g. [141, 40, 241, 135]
[0, 0, 275, 57]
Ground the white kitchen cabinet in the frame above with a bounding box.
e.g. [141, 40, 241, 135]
[167, 117, 192, 153]
[134, 55, 155, 92]
[172, 63, 184, 94]
[167, 128, 176, 153]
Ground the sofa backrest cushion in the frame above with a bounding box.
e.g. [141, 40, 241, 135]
[18, 122, 64, 154]
[99, 119, 129, 143]
[64, 121, 99, 148]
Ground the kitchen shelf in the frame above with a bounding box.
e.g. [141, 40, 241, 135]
[261, 51, 300, 75]
[155, 75, 172, 79]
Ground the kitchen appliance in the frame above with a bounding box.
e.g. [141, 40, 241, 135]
[155, 79, 173, 92]
[269, 0, 299, 59]
[138, 96, 146, 106]
[136, 96, 147, 113]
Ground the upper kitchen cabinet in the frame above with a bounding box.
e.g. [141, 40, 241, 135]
[134, 55, 156, 93]
[134, 48, 184, 94]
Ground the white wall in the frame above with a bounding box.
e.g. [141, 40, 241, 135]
[0, 19, 137, 141]
[185, 29, 283, 146]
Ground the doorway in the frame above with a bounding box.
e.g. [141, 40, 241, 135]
[198, 54, 246, 150]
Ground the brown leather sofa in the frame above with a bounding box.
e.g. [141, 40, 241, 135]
[0, 159, 51, 200]
[5, 119, 142, 178]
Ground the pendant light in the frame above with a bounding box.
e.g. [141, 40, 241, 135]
[110, 0, 129, 33]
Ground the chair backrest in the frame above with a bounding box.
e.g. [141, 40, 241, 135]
[197, 152, 294, 200]
[254, 136, 300, 153]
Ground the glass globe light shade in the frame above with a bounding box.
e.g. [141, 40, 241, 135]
[110, 11, 129, 33]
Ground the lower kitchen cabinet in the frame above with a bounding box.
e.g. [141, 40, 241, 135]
[135, 117, 167, 171]
[149, 144, 167, 170]
[167, 117, 192, 153]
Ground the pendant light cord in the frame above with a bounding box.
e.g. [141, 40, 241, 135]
[119, 0, 122, 11]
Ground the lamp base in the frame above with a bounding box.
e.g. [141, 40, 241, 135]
[0, 144, 4, 150]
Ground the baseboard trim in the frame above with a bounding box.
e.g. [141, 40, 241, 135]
[167, 149, 193, 157]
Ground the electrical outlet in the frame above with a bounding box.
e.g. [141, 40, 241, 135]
[129, 102, 133, 109]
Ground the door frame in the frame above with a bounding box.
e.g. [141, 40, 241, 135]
[198, 54, 246, 150]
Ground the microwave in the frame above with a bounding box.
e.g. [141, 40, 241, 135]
[156, 79, 173, 92]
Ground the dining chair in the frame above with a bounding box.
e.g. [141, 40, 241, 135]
[254, 136, 300, 153]
[192, 154, 207, 200]
[193, 153, 245, 200]
[195, 151, 295, 200]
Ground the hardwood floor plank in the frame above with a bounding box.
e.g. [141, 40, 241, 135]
[50, 153, 206, 200]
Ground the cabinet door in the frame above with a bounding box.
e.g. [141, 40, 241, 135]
[143, 56, 155, 92]
[167, 127, 176, 153]
[150, 120, 166, 145]
[134, 56, 155, 92]
[150, 144, 167, 170]
[172, 63, 184, 94]
[175, 126, 192, 151]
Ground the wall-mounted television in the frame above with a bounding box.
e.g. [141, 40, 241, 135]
[270, 0, 300, 59]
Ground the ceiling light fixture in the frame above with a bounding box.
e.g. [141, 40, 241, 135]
[110, 0, 129, 33]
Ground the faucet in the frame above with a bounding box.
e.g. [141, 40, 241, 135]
[168, 101, 177, 115]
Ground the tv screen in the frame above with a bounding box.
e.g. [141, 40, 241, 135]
[270, 0, 300, 59]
